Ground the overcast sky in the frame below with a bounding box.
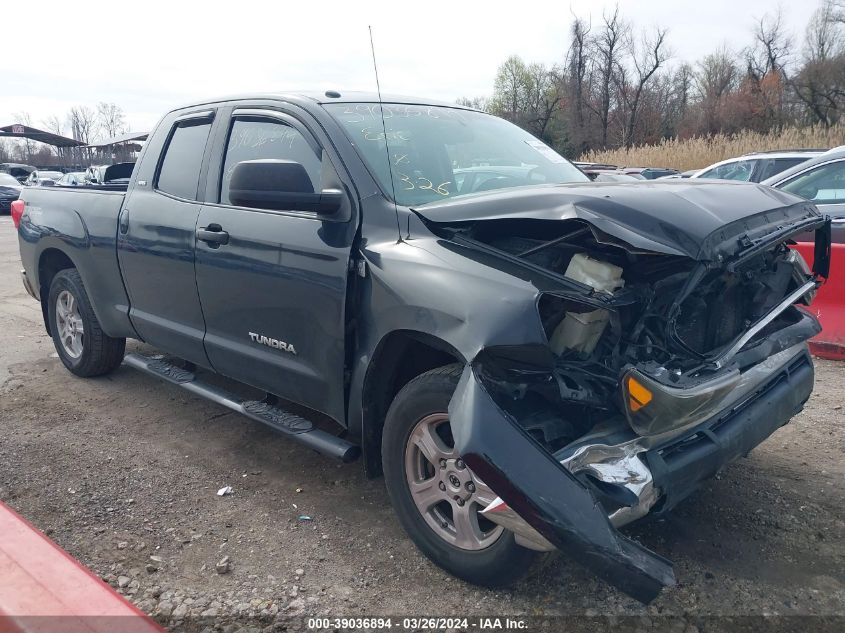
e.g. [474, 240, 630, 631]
[1, 0, 822, 140]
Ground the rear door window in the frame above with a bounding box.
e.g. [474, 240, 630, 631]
[157, 120, 213, 200]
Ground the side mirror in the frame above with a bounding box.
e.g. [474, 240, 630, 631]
[229, 159, 343, 215]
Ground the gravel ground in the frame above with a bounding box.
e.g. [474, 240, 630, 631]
[1, 215, 844, 629]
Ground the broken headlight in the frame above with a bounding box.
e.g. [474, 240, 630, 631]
[620, 366, 740, 436]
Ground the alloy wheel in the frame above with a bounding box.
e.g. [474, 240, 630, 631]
[404, 412, 503, 550]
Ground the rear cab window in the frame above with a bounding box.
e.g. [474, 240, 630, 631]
[156, 120, 213, 200]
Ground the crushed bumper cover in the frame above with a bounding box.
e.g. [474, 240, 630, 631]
[448, 346, 814, 604]
[647, 349, 813, 513]
[448, 366, 676, 605]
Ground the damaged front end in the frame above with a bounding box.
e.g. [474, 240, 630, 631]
[422, 183, 830, 603]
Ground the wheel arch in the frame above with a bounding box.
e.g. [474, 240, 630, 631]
[37, 248, 77, 334]
[359, 329, 465, 478]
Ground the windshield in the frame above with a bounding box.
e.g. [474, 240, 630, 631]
[0, 173, 19, 186]
[325, 103, 587, 206]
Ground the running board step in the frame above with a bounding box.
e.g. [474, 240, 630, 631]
[123, 353, 360, 463]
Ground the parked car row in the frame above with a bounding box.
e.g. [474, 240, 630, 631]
[0, 163, 35, 184]
[0, 162, 137, 214]
[0, 163, 136, 187]
[574, 162, 681, 181]
[0, 172, 21, 214]
[23, 170, 65, 187]
[575, 147, 845, 223]
[690, 149, 826, 183]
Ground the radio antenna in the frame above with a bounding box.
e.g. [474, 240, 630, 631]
[368, 25, 402, 237]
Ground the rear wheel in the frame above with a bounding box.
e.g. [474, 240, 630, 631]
[48, 269, 125, 377]
[382, 365, 536, 586]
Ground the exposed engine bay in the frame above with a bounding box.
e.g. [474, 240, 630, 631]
[435, 216, 823, 453]
[414, 181, 830, 603]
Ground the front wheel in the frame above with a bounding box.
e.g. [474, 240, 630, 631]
[382, 365, 537, 586]
[48, 269, 125, 377]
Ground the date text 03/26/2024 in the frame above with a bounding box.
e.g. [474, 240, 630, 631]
[306, 617, 528, 629]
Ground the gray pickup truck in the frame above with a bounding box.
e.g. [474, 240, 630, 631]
[13, 92, 832, 603]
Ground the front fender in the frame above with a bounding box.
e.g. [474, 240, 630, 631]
[350, 229, 675, 602]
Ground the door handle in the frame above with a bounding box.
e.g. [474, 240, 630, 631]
[196, 224, 229, 246]
[118, 207, 129, 234]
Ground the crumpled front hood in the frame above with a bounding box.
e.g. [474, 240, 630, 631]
[414, 180, 822, 260]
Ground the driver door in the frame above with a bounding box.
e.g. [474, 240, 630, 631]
[193, 106, 357, 424]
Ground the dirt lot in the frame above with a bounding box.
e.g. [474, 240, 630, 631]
[1, 214, 844, 628]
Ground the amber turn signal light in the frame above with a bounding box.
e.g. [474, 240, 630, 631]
[627, 376, 653, 412]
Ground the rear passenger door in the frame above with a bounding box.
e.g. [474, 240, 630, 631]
[193, 105, 357, 424]
[118, 108, 216, 367]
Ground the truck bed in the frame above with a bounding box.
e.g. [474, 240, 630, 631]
[18, 185, 136, 338]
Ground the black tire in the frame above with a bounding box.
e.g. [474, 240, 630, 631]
[47, 269, 125, 377]
[382, 364, 537, 587]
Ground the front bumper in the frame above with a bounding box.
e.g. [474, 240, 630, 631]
[647, 348, 812, 513]
[449, 344, 813, 604]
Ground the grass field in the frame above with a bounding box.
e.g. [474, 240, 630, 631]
[579, 123, 845, 171]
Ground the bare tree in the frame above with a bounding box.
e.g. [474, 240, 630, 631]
[67, 106, 98, 164]
[672, 63, 694, 119]
[619, 27, 670, 147]
[455, 96, 488, 111]
[67, 106, 97, 144]
[566, 16, 592, 153]
[588, 7, 629, 147]
[12, 111, 34, 161]
[804, 0, 842, 62]
[97, 102, 127, 140]
[830, 0, 845, 24]
[792, 1, 845, 126]
[472, 1, 845, 155]
[747, 10, 792, 77]
[696, 49, 739, 133]
[740, 10, 793, 127]
[42, 115, 65, 136]
[0, 139, 12, 163]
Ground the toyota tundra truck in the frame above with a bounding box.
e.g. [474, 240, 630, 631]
[12, 92, 832, 603]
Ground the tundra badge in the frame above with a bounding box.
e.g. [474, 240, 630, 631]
[248, 332, 297, 355]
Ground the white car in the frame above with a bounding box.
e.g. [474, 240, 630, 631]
[691, 150, 824, 183]
[24, 170, 64, 187]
